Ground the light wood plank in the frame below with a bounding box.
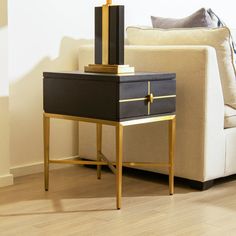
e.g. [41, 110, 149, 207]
[0, 166, 236, 235]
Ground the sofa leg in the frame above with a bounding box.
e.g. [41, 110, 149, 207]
[189, 179, 214, 190]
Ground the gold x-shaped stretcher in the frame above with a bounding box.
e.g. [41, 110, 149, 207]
[43, 112, 176, 210]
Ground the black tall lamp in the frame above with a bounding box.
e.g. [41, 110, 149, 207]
[85, 0, 135, 74]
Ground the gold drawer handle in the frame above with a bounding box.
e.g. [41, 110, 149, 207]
[146, 93, 154, 104]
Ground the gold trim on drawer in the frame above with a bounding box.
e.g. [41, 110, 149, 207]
[146, 93, 154, 104]
[153, 95, 176, 99]
[148, 81, 151, 115]
[119, 94, 176, 103]
[119, 97, 147, 103]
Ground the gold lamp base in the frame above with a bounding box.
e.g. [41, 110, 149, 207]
[84, 64, 135, 74]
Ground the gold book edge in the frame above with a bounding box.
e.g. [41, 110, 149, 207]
[84, 64, 135, 74]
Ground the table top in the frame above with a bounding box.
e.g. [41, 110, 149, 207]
[43, 71, 176, 83]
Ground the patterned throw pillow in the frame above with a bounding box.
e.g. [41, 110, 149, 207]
[151, 7, 236, 88]
[207, 8, 236, 55]
[151, 8, 218, 29]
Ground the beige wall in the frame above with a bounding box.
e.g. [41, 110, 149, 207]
[7, 0, 236, 177]
[0, 0, 8, 95]
[9, 38, 90, 175]
[0, 98, 9, 174]
[8, 0, 97, 176]
[0, 0, 7, 27]
[0, 97, 13, 187]
[0, 0, 13, 187]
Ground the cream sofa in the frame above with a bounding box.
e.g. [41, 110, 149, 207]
[77, 42, 236, 189]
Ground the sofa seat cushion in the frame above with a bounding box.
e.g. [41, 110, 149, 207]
[225, 105, 236, 128]
[126, 26, 236, 109]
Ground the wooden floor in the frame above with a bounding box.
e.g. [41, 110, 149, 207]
[0, 166, 236, 236]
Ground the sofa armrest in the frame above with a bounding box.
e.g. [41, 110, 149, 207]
[78, 45, 225, 181]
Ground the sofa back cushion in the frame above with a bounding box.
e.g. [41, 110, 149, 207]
[126, 26, 236, 109]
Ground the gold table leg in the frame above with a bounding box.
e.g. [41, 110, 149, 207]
[116, 124, 123, 210]
[97, 123, 102, 179]
[43, 112, 176, 208]
[43, 114, 50, 191]
[169, 117, 176, 195]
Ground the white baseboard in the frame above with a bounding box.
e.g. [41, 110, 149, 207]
[10, 156, 78, 177]
[0, 174, 14, 188]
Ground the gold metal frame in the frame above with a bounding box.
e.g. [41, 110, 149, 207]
[43, 112, 176, 209]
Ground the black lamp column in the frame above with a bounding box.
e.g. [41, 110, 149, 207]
[85, 0, 134, 74]
[95, 4, 124, 65]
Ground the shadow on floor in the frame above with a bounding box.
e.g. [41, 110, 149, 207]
[0, 166, 236, 216]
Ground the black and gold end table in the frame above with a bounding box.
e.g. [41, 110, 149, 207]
[43, 71, 176, 210]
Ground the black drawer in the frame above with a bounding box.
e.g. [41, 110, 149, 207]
[119, 80, 176, 119]
[120, 82, 148, 99]
[151, 80, 176, 96]
[43, 71, 176, 121]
